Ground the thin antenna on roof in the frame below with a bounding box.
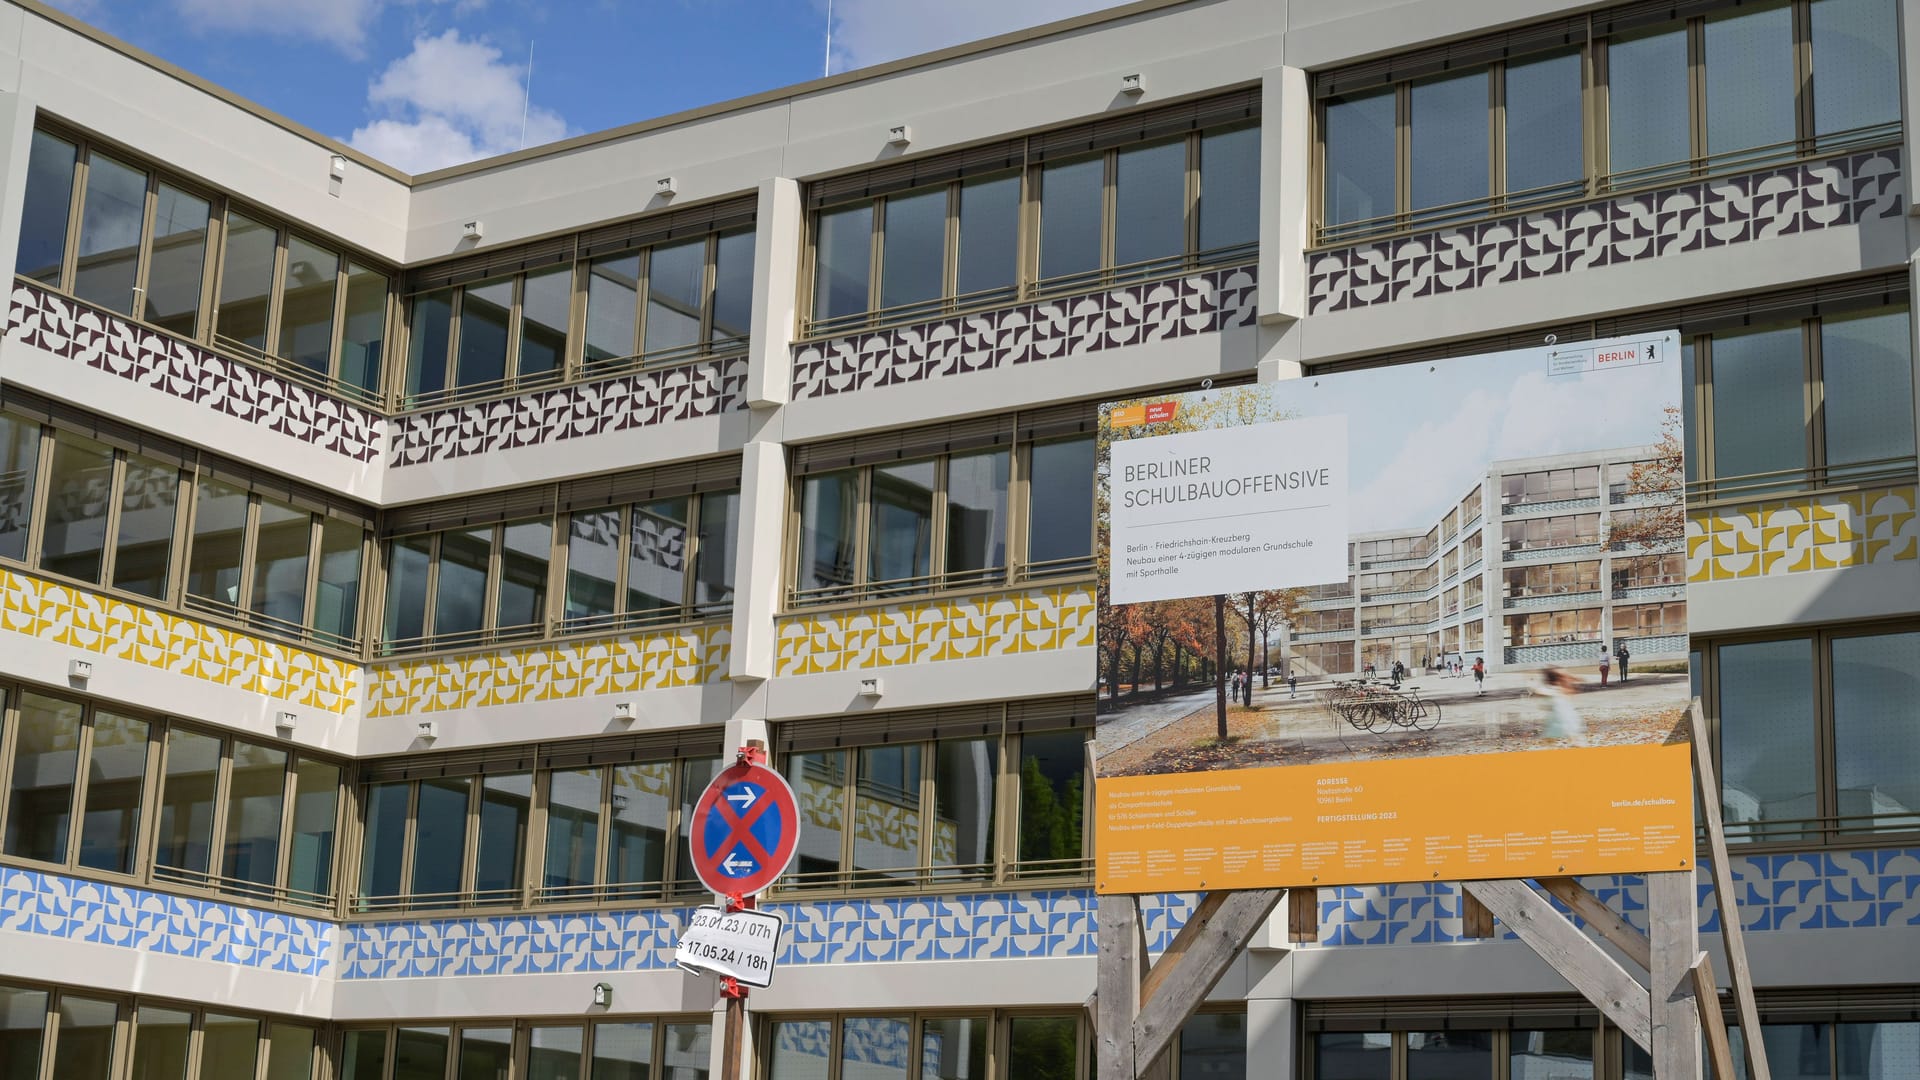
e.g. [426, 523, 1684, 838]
[520, 40, 535, 150]
[824, 0, 833, 77]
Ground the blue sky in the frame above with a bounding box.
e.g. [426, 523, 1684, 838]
[45, 0, 1119, 173]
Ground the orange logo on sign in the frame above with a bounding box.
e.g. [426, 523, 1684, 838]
[1110, 406, 1147, 428]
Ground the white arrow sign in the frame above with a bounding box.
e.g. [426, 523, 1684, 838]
[676, 906, 785, 988]
[726, 787, 758, 810]
[722, 851, 755, 875]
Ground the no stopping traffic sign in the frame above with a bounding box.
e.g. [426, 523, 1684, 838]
[688, 759, 801, 897]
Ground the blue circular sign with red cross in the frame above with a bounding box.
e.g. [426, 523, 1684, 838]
[688, 760, 802, 898]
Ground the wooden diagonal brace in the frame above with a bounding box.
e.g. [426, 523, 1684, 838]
[1689, 699, 1771, 1080]
[1131, 889, 1283, 1071]
[1537, 876, 1653, 971]
[1463, 879, 1653, 1051]
[1691, 951, 1738, 1080]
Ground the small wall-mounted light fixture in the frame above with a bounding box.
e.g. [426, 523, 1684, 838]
[858, 677, 883, 698]
[887, 124, 912, 147]
[592, 982, 613, 1008]
[1120, 73, 1145, 96]
[656, 176, 677, 197]
[461, 220, 483, 240]
[275, 711, 298, 734]
[613, 702, 635, 724]
[417, 720, 439, 742]
[329, 154, 348, 180]
[68, 658, 93, 682]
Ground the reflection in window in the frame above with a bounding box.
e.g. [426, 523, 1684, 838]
[881, 188, 947, 312]
[957, 175, 1019, 300]
[1829, 632, 1920, 833]
[460, 1028, 515, 1080]
[434, 525, 492, 642]
[384, 535, 433, 646]
[458, 278, 514, 391]
[587, 254, 641, 363]
[814, 202, 874, 324]
[222, 741, 287, 896]
[545, 767, 603, 897]
[844, 1017, 911, 1080]
[0, 985, 48, 1076]
[1115, 138, 1187, 271]
[112, 455, 179, 600]
[1705, 2, 1795, 160]
[339, 1029, 390, 1080]
[17, 130, 77, 286]
[712, 228, 756, 342]
[1017, 731, 1086, 868]
[186, 478, 249, 608]
[674, 758, 719, 896]
[155, 727, 220, 877]
[266, 1024, 317, 1080]
[1821, 309, 1915, 476]
[1812, 0, 1901, 142]
[593, 1021, 656, 1080]
[315, 517, 365, 645]
[498, 519, 553, 634]
[1199, 124, 1259, 253]
[946, 450, 1009, 581]
[1324, 89, 1395, 227]
[869, 460, 935, 590]
[1317, 1032, 1393, 1080]
[475, 773, 532, 902]
[1181, 1013, 1247, 1080]
[359, 781, 409, 904]
[609, 761, 672, 897]
[4, 694, 83, 863]
[54, 996, 119, 1080]
[1410, 70, 1489, 214]
[934, 738, 996, 877]
[1710, 325, 1806, 485]
[202, 1014, 261, 1079]
[250, 498, 311, 628]
[392, 1026, 451, 1080]
[1407, 1031, 1494, 1080]
[0, 412, 41, 562]
[1719, 638, 1816, 841]
[1607, 25, 1690, 179]
[145, 184, 211, 337]
[217, 213, 278, 352]
[1039, 156, 1103, 283]
[39, 431, 114, 585]
[923, 1016, 988, 1080]
[79, 711, 148, 875]
[521, 266, 571, 378]
[1028, 438, 1095, 570]
[279, 235, 339, 371]
[288, 759, 340, 903]
[798, 470, 859, 599]
[73, 153, 145, 315]
[340, 263, 390, 393]
[1507, 50, 1584, 198]
[647, 239, 707, 354]
[694, 490, 740, 612]
[405, 290, 455, 402]
[1007, 1016, 1077, 1080]
[412, 777, 470, 902]
[853, 747, 922, 880]
[769, 1019, 834, 1080]
[629, 498, 690, 616]
[566, 509, 621, 625]
[1511, 1029, 1593, 1080]
[529, 1026, 585, 1080]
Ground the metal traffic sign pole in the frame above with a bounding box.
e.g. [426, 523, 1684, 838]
[686, 744, 802, 1080]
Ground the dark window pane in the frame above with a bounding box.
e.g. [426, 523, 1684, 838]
[629, 497, 690, 617]
[17, 130, 76, 286]
[358, 781, 409, 903]
[1608, 26, 1691, 178]
[340, 263, 388, 393]
[266, 1024, 316, 1080]
[609, 760, 671, 896]
[460, 1028, 515, 1080]
[1028, 437, 1095, 568]
[543, 767, 602, 895]
[39, 430, 114, 585]
[868, 459, 935, 588]
[73, 153, 145, 314]
[185, 478, 247, 607]
[1115, 138, 1187, 269]
[1324, 89, 1396, 227]
[798, 470, 859, 598]
[934, 737, 996, 876]
[340, 1030, 389, 1080]
[1181, 1012, 1247, 1080]
[1710, 325, 1806, 484]
[412, 777, 470, 901]
[1837, 1021, 1920, 1080]
[0, 412, 41, 562]
[384, 534, 433, 646]
[155, 727, 220, 875]
[144, 184, 210, 337]
[1316, 1032, 1392, 1080]
[673, 757, 719, 895]
[813, 201, 874, 323]
[591, 1021, 655, 1080]
[4, 693, 83, 863]
[1718, 638, 1817, 841]
[496, 518, 552, 633]
[842, 1018, 909, 1080]
[1510, 1030, 1592, 1080]
[288, 758, 339, 904]
[1017, 730, 1085, 865]
[946, 449, 1009, 577]
[1006, 1016, 1077, 1080]
[565, 509, 621, 625]
[433, 525, 492, 642]
[393, 1027, 451, 1080]
[53, 997, 118, 1080]
[456, 278, 512, 390]
[405, 290, 454, 402]
[78, 711, 147, 875]
[1411, 69, 1490, 213]
[880, 187, 947, 311]
[474, 772, 531, 901]
[528, 1026, 585, 1080]
[1506, 50, 1584, 196]
[791, 750, 846, 880]
[922, 1016, 988, 1080]
[315, 517, 363, 645]
[1199, 124, 1259, 253]
[250, 497, 311, 628]
[0, 985, 47, 1078]
[1705, 1, 1796, 159]
[693, 488, 739, 613]
[956, 173, 1019, 299]
[221, 740, 288, 895]
[520, 265, 569, 378]
[1830, 632, 1920, 832]
[278, 235, 337, 371]
[217, 212, 277, 352]
[111, 455, 179, 600]
[852, 746, 921, 879]
[200, 1014, 260, 1080]
[1812, 0, 1901, 141]
[1821, 308, 1914, 473]
[646, 238, 707, 355]
[1407, 1030, 1494, 1080]
[586, 254, 639, 362]
[1039, 156, 1103, 282]
[712, 227, 755, 342]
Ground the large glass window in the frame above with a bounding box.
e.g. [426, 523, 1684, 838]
[112, 454, 180, 600]
[250, 498, 312, 630]
[1198, 124, 1259, 254]
[1506, 50, 1584, 199]
[1820, 309, 1915, 476]
[879, 188, 947, 313]
[38, 430, 114, 585]
[184, 478, 249, 608]
[278, 235, 340, 373]
[957, 175, 1020, 301]
[1410, 70, 1490, 216]
[0, 412, 41, 563]
[813, 202, 875, 325]
[1016, 730, 1087, 873]
[1828, 632, 1920, 834]
[1027, 437, 1095, 572]
[0, 985, 48, 1077]
[1007, 1016, 1078, 1080]
[221, 740, 288, 897]
[4, 693, 84, 864]
[17, 130, 77, 286]
[796, 470, 859, 601]
[53, 996, 118, 1080]
[1704, 1, 1796, 161]
[647, 239, 708, 355]
[1039, 156, 1104, 285]
[288, 758, 341, 904]
[155, 727, 220, 878]
[1717, 638, 1817, 842]
[380, 516, 562, 653]
[1708, 325, 1807, 486]
[144, 184, 211, 337]
[868, 460, 936, 592]
[1323, 89, 1397, 230]
[339, 263, 390, 394]
[1811, 0, 1901, 143]
[1113, 138, 1187, 272]
[72, 153, 146, 315]
[78, 710, 148, 875]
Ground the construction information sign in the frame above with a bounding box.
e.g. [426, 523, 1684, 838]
[1093, 333, 1694, 894]
[675, 906, 785, 989]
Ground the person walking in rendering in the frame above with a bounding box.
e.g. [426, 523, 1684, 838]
[1472, 656, 1486, 694]
[1616, 641, 1631, 683]
[1538, 667, 1590, 745]
[1598, 647, 1611, 686]
[1288, 673, 1298, 699]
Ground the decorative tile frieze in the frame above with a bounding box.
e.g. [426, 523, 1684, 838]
[774, 582, 1096, 677]
[1688, 485, 1919, 580]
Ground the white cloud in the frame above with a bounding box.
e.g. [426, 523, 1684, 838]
[826, 0, 1120, 71]
[170, 0, 485, 57]
[347, 29, 569, 173]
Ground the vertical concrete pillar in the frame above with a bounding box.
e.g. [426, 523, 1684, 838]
[0, 89, 39, 298]
[1247, 996, 1299, 1080]
[730, 437, 788, 683]
[1259, 65, 1310, 323]
[746, 177, 801, 408]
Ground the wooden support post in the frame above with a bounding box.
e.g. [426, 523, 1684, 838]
[1537, 877, 1653, 971]
[1132, 889, 1283, 1071]
[1098, 894, 1143, 1080]
[721, 993, 745, 1080]
[1648, 871, 1702, 1080]
[1288, 886, 1319, 942]
[1688, 699, 1771, 1080]
[1691, 952, 1738, 1080]
[1463, 880, 1652, 1051]
[1461, 889, 1495, 939]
